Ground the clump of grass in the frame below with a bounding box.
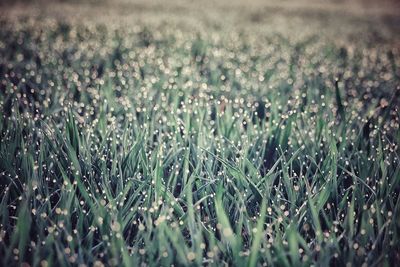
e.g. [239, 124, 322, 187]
[0, 19, 399, 266]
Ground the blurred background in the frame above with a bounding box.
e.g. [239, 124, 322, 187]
[1, 0, 399, 43]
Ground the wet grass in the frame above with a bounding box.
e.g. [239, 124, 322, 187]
[0, 18, 399, 266]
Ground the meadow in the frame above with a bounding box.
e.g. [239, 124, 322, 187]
[0, 1, 399, 266]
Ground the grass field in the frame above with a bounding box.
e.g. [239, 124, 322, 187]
[0, 1, 400, 266]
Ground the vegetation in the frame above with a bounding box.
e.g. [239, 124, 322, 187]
[0, 13, 399, 266]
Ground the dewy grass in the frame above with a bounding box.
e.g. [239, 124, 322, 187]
[0, 18, 399, 267]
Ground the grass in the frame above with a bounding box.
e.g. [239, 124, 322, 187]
[0, 15, 399, 266]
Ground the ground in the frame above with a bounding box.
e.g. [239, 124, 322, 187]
[0, 0, 399, 266]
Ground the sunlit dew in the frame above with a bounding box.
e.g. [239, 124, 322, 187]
[0, 13, 399, 267]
